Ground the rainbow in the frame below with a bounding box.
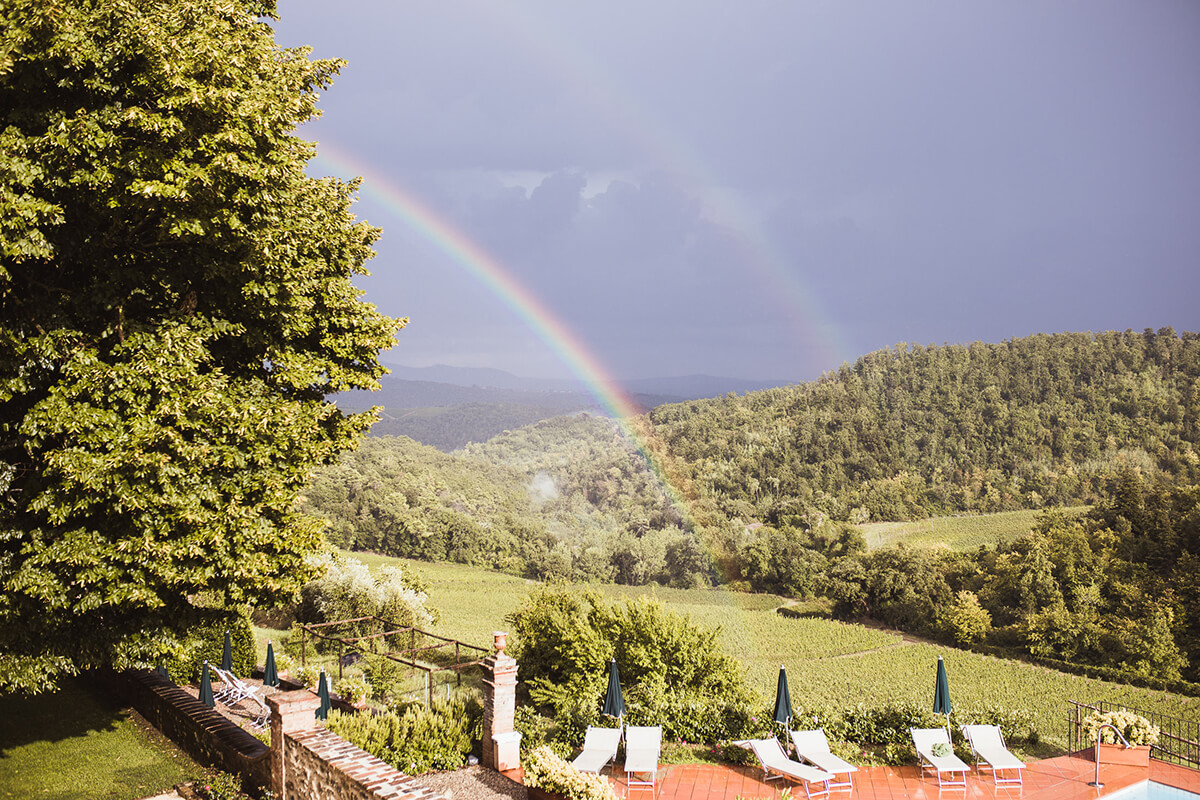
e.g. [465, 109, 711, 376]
[468, 3, 857, 370]
[313, 144, 696, 513]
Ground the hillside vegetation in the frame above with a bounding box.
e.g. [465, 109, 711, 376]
[649, 328, 1200, 524]
[306, 329, 1200, 685]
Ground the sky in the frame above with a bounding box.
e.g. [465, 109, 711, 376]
[271, 1, 1200, 384]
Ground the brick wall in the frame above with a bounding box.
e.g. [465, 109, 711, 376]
[283, 726, 443, 800]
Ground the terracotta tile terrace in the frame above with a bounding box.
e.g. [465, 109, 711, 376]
[542, 756, 1200, 800]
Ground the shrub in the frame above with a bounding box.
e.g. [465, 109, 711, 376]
[271, 651, 295, 677]
[522, 746, 619, 800]
[1081, 710, 1160, 747]
[508, 587, 755, 745]
[515, 704, 570, 758]
[839, 701, 938, 746]
[956, 705, 1036, 744]
[298, 553, 435, 647]
[325, 693, 482, 774]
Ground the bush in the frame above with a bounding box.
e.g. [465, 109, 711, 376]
[1081, 710, 1160, 747]
[838, 701, 939, 746]
[297, 553, 436, 647]
[325, 693, 482, 774]
[624, 680, 767, 744]
[956, 706, 1036, 744]
[515, 704, 570, 758]
[293, 664, 320, 690]
[522, 746, 619, 800]
[508, 586, 755, 745]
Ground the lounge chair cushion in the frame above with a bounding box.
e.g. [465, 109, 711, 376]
[749, 737, 836, 785]
[572, 726, 621, 774]
[789, 729, 858, 776]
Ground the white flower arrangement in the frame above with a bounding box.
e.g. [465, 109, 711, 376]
[522, 746, 619, 800]
[1081, 710, 1160, 747]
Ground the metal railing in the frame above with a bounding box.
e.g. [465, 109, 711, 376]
[299, 616, 490, 708]
[1067, 699, 1200, 768]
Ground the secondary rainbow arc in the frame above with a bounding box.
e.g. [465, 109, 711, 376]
[312, 145, 694, 514]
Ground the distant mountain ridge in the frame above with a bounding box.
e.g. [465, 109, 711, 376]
[337, 365, 785, 451]
[379, 363, 789, 398]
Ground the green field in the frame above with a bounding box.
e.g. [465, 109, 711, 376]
[343, 552, 1199, 751]
[856, 507, 1088, 551]
[0, 677, 201, 800]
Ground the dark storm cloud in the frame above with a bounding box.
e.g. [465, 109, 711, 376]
[274, 0, 1200, 381]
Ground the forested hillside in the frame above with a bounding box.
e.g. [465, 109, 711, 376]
[304, 419, 708, 586]
[305, 330, 1200, 685]
[650, 328, 1200, 524]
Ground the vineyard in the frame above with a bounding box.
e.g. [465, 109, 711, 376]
[346, 552, 1200, 750]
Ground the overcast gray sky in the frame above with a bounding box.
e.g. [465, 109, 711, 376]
[272, 1, 1200, 383]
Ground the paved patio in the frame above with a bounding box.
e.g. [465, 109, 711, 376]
[588, 756, 1200, 800]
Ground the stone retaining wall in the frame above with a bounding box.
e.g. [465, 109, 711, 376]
[110, 669, 443, 800]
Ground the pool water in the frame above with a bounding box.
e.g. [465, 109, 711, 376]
[1104, 782, 1200, 799]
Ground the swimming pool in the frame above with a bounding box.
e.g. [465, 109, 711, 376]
[1103, 781, 1200, 799]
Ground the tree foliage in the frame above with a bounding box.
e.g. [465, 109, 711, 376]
[505, 585, 755, 744]
[650, 329, 1200, 524]
[0, 0, 401, 692]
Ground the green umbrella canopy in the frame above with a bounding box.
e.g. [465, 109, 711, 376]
[316, 670, 331, 720]
[263, 641, 279, 688]
[601, 659, 625, 720]
[773, 665, 792, 728]
[933, 655, 952, 732]
[222, 630, 233, 674]
[199, 662, 215, 708]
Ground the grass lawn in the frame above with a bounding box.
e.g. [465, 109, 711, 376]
[856, 507, 1088, 551]
[0, 676, 201, 800]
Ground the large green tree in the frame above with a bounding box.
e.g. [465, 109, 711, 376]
[0, 0, 402, 692]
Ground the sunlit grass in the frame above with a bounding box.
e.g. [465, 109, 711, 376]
[0, 677, 200, 800]
[856, 507, 1088, 551]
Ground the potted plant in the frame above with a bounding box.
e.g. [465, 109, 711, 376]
[1081, 710, 1159, 768]
[336, 674, 373, 709]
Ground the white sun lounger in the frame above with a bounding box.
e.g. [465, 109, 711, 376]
[748, 737, 836, 798]
[624, 725, 662, 790]
[573, 726, 622, 774]
[962, 724, 1024, 786]
[911, 727, 971, 787]
[790, 728, 857, 790]
[211, 664, 269, 729]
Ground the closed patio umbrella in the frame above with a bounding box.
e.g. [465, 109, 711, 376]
[773, 665, 792, 730]
[316, 670, 331, 720]
[222, 630, 233, 674]
[601, 659, 625, 723]
[199, 662, 215, 708]
[263, 641, 279, 688]
[933, 655, 952, 736]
